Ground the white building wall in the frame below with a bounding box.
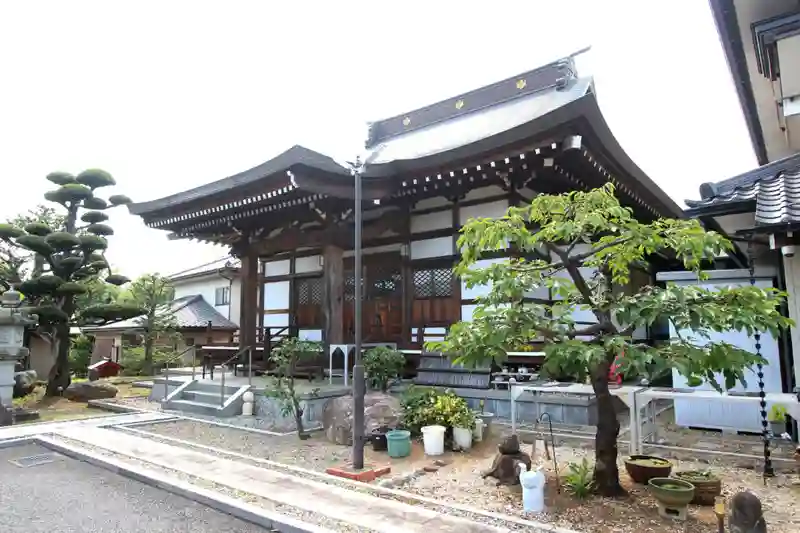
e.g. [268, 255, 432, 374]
[783, 254, 800, 388]
[172, 275, 238, 324]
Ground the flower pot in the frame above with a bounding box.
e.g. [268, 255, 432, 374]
[473, 418, 485, 442]
[453, 426, 473, 450]
[770, 421, 786, 436]
[386, 429, 411, 458]
[673, 471, 721, 506]
[624, 455, 672, 484]
[421, 425, 446, 456]
[371, 428, 389, 452]
[475, 412, 494, 437]
[647, 477, 695, 507]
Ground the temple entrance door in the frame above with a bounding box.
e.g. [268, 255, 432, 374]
[344, 253, 404, 344]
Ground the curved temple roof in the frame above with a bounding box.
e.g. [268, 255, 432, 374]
[128, 51, 683, 222]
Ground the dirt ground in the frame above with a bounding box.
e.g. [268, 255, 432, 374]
[12, 377, 151, 424]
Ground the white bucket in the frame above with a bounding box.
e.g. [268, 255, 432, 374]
[473, 419, 485, 442]
[519, 467, 546, 513]
[421, 425, 446, 456]
[453, 426, 473, 450]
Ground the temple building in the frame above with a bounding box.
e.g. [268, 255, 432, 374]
[128, 52, 685, 366]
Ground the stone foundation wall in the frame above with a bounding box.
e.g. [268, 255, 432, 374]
[254, 389, 349, 431]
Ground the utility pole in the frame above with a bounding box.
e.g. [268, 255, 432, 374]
[350, 156, 365, 469]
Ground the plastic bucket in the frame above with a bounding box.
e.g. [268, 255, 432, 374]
[520, 468, 546, 513]
[386, 430, 411, 458]
[453, 426, 473, 450]
[421, 425, 446, 456]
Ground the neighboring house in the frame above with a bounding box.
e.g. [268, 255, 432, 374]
[169, 258, 241, 327]
[81, 294, 239, 362]
[683, 1, 800, 395]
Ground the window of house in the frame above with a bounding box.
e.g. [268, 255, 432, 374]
[296, 277, 323, 305]
[413, 267, 453, 298]
[214, 286, 230, 306]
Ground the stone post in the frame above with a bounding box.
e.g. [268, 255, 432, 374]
[0, 304, 36, 424]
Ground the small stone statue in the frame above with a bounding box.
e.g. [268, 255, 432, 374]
[482, 433, 532, 486]
[728, 491, 767, 533]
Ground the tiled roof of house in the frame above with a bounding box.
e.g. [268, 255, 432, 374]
[82, 294, 238, 332]
[685, 153, 800, 225]
[168, 257, 241, 282]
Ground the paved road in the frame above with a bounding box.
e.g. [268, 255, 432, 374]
[0, 443, 269, 533]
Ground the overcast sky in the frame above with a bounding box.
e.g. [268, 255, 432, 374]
[0, 1, 757, 278]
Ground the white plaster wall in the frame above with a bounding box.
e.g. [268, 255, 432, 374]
[411, 237, 452, 259]
[463, 185, 505, 202]
[411, 210, 451, 234]
[173, 275, 234, 321]
[459, 199, 509, 225]
[265, 259, 291, 277]
[783, 254, 800, 388]
[229, 278, 242, 326]
[296, 255, 322, 274]
[665, 273, 783, 432]
[413, 196, 451, 211]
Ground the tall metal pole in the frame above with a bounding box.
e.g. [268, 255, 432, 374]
[351, 157, 366, 470]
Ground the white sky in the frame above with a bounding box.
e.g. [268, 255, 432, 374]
[0, 0, 757, 279]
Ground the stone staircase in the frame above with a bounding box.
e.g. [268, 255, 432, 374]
[162, 380, 249, 418]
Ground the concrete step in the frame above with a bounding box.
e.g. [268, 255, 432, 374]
[167, 399, 227, 417]
[190, 381, 243, 395]
[181, 390, 233, 403]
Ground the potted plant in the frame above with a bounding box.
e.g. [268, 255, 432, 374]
[648, 477, 696, 512]
[768, 404, 788, 436]
[673, 470, 721, 505]
[624, 454, 672, 484]
[450, 406, 476, 451]
[364, 346, 406, 392]
[473, 399, 495, 436]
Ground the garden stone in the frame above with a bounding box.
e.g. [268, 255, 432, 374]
[13, 370, 37, 398]
[482, 433, 532, 486]
[321, 392, 402, 445]
[728, 491, 767, 533]
[63, 380, 118, 402]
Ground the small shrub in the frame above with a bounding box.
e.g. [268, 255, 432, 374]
[769, 404, 788, 422]
[563, 458, 594, 499]
[265, 338, 323, 439]
[120, 346, 174, 376]
[399, 387, 473, 433]
[68, 335, 93, 377]
[363, 346, 405, 392]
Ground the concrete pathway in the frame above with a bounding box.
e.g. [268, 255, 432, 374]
[57, 426, 517, 533]
[0, 411, 173, 441]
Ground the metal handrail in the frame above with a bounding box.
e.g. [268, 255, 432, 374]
[217, 345, 252, 406]
[162, 345, 196, 399]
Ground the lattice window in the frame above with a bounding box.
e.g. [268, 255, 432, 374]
[368, 266, 402, 299]
[413, 268, 453, 298]
[344, 273, 357, 301]
[296, 277, 323, 305]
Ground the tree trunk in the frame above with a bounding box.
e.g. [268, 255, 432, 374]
[45, 322, 71, 397]
[143, 336, 155, 377]
[591, 358, 625, 496]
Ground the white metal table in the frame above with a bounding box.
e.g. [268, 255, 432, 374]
[328, 343, 397, 385]
[632, 388, 800, 454]
[509, 382, 645, 454]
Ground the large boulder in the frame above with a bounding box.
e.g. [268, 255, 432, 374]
[13, 370, 37, 398]
[63, 380, 118, 402]
[322, 392, 403, 445]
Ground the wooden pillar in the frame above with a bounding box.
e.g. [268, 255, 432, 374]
[239, 249, 259, 351]
[322, 245, 344, 345]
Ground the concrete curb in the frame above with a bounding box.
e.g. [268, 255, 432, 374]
[34, 435, 335, 533]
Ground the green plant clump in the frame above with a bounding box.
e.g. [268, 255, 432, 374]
[769, 404, 788, 422]
[564, 458, 594, 499]
[399, 387, 474, 433]
[363, 346, 406, 392]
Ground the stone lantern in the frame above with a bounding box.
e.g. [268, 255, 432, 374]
[0, 289, 37, 425]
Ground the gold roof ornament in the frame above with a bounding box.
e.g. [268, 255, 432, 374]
[516, 79, 527, 90]
[402, 117, 411, 126]
[455, 99, 465, 110]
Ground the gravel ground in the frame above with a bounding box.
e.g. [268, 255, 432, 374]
[0, 442, 269, 533]
[129, 419, 800, 533]
[49, 435, 370, 533]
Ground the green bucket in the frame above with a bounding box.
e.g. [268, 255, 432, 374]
[386, 429, 411, 458]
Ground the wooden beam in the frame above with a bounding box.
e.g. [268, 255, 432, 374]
[251, 212, 407, 256]
[238, 247, 259, 352]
